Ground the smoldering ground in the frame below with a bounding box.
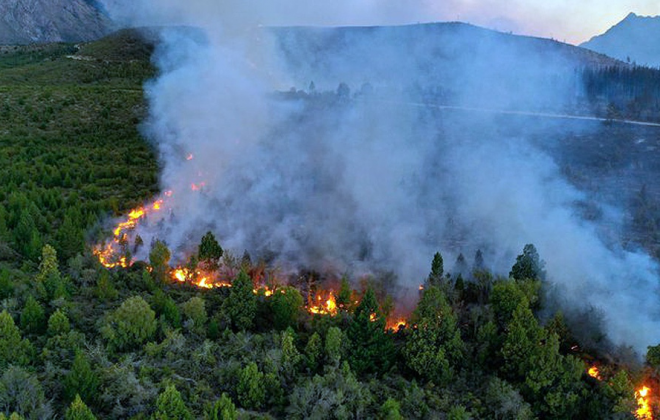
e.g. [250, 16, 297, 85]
[100, 0, 660, 355]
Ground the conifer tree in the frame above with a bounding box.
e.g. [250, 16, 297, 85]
[64, 395, 96, 420]
[347, 287, 394, 375]
[223, 269, 256, 331]
[152, 385, 193, 420]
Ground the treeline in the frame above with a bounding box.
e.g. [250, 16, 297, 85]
[0, 238, 648, 419]
[582, 66, 660, 122]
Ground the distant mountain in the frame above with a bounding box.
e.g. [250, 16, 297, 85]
[274, 22, 625, 111]
[581, 13, 660, 68]
[0, 0, 111, 45]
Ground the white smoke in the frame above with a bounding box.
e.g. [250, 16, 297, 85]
[100, 0, 660, 353]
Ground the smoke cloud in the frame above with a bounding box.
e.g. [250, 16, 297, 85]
[100, 1, 660, 353]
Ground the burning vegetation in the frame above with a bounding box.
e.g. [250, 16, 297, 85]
[91, 194, 660, 420]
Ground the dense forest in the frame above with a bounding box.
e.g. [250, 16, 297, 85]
[0, 29, 658, 419]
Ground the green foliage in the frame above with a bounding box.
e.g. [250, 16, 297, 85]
[152, 384, 193, 420]
[207, 393, 237, 420]
[64, 395, 97, 420]
[447, 405, 471, 420]
[270, 286, 303, 330]
[0, 366, 51, 419]
[36, 244, 59, 283]
[47, 309, 70, 336]
[304, 332, 322, 372]
[336, 276, 352, 310]
[404, 286, 464, 385]
[281, 328, 302, 381]
[287, 362, 372, 419]
[181, 296, 207, 335]
[95, 270, 118, 301]
[56, 212, 84, 262]
[647, 343, 660, 370]
[429, 251, 444, 285]
[152, 289, 181, 328]
[0, 310, 32, 368]
[19, 295, 45, 334]
[224, 269, 257, 331]
[198, 231, 223, 272]
[325, 326, 343, 368]
[380, 398, 403, 420]
[237, 362, 266, 410]
[149, 240, 171, 283]
[347, 287, 395, 376]
[64, 352, 99, 404]
[509, 244, 546, 280]
[102, 296, 157, 351]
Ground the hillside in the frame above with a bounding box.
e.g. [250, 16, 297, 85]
[274, 22, 626, 111]
[0, 28, 658, 419]
[0, 0, 110, 44]
[581, 12, 660, 68]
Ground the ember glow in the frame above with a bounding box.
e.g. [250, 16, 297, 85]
[308, 291, 338, 316]
[636, 386, 653, 420]
[94, 198, 409, 330]
[588, 365, 602, 380]
[386, 318, 407, 331]
[94, 199, 167, 269]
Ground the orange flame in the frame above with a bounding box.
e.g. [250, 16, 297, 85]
[588, 365, 602, 381]
[186, 153, 194, 161]
[636, 386, 652, 420]
[369, 313, 377, 322]
[94, 203, 156, 269]
[308, 291, 338, 316]
[386, 318, 407, 331]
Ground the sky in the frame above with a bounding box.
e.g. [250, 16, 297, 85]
[104, 0, 659, 45]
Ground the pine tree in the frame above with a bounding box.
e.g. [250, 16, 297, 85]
[102, 296, 157, 351]
[20, 295, 45, 334]
[403, 286, 464, 385]
[336, 276, 352, 310]
[149, 240, 171, 283]
[64, 352, 99, 403]
[509, 244, 546, 281]
[428, 252, 444, 286]
[346, 287, 394, 376]
[207, 393, 237, 420]
[270, 286, 303, 330]
[223, 269, 256, 331]
[64, 395, 97, 420]
[47, 309, 70, 336]
[0, 310, 32, 367]
[152, 385, 193, 420]
[198, 231, 223, 272]
[237, 362, 265, 410]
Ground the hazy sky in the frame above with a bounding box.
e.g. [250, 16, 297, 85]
[289, 0, 660, 45]
[105, 0, 659, 45]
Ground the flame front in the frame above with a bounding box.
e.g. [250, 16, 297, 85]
[636, 386, 653, 420]
[588, 365, 602, 380]
[387, 318, 407, 331]
[308, 291, 338, 316]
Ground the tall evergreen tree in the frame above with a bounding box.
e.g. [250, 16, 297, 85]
[347, 287, 394, 376]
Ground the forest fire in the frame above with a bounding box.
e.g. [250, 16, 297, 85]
[386, 318, 407, 331]
[308, 291, 337, 316]
[588, 365, 602, 380]
[95, 195, 410, 331]
[636, 386, 652, 420]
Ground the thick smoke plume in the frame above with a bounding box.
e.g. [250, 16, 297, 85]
[100, 1, 660, 353]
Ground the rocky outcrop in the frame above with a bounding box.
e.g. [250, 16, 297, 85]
[0, 0, 111, 44]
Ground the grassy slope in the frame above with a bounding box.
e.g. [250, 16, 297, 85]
[0, 30, 159, 248]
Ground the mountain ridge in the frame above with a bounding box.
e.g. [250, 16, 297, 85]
[581, 12, 660, 67]
[0, 0, 111, 45]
